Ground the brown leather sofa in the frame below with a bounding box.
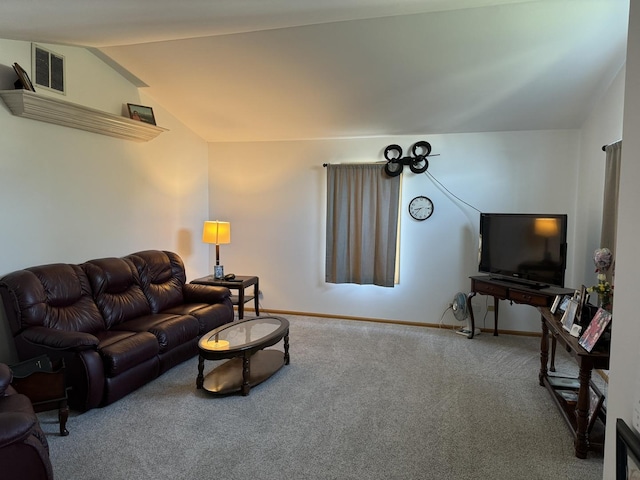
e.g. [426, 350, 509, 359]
[0, 250, 234, 411]
[0, 363, 54, 480]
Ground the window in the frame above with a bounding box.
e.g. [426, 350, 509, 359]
[325, 163, 401, 287]
[32, 44, 65, 94]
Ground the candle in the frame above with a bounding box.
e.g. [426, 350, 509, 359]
[207, 339, 230, 350]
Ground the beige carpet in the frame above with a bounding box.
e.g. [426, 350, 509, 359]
[38, 315, 604, 479]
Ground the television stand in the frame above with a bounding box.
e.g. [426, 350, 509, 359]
[466, 276, 573, 339]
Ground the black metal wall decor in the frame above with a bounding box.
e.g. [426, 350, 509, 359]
[383, 141, 432, 177]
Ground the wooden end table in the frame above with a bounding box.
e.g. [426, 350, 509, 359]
[10, 356, 70, 436]
[191, 275, 259, 319]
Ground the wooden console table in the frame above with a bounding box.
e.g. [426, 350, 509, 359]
[466, 276, 573, 339]
[539, 307, 609, 458]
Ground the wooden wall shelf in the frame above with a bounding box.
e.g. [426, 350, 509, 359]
[0, 90, 167, 142]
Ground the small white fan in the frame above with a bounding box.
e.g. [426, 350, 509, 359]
[451, 292, 480, 337]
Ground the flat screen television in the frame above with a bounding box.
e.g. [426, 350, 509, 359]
[478, 213, 568, 288]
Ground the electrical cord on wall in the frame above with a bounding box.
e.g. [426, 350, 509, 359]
[423, 170, 482, 213]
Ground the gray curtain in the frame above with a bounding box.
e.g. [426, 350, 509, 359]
[601, 141, 621, 271]
[325, 163, 400, 287]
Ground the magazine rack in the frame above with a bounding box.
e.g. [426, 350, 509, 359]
[539, 307, 609, 458]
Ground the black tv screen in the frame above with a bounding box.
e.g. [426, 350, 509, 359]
[478, 213, 568, 287]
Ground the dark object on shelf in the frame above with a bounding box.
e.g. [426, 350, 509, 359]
[0, 362, 54, 480]
[13, 62, 36, 91]
[383, 141, 432, 176]
[547, 375, 580, 389]
[580, 302, 599, 327]
[10, 355, 70, 436]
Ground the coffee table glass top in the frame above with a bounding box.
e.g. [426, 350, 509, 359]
[199, 316, 288, 352]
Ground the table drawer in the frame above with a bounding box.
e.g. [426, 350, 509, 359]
[473, 281, 508, 297]
[510, 289, 549, 306]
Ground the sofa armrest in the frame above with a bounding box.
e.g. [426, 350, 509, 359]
[21, 327, 99, 351]
[183, 284, 231, 304]
[0, 364, 12, 396]
[0, 412, 37, 448]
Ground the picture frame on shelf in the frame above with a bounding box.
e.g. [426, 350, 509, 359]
[127, 103, 156, 125]
[576, 285, 588, 325]
[550, 295, 562, 314]
[561, 298, 579, 332]
[587, 381, 605, 433]
[578, 307, 613, 352]
[13, 63, 36, 92]
[616, 418, 640, 480]
[557, 295, 572, 315]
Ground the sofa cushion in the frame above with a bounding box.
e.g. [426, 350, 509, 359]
[83, 257, 151, 328]
[95, 331, 159, 377]
[164, 303, 234, 334]
[0, 265, 105, 334]
[115, 313, 200, 353]
[127, 251, 185, 313]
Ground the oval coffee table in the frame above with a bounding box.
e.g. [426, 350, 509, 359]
[196, 316, 289, 396]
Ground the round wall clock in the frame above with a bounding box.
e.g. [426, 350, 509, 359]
[408, 196, 434, 221]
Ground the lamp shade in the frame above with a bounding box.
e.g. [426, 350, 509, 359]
[534, 218, 559, 237]
[202, 221, 231, 244]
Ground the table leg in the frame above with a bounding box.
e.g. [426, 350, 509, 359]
[238, 287, 245, 319]
[284, 333, 290, 365]
[466, 292, 477, 339]
[196, 356, 204, 389]
[539, 316, 549, 386]
[493, 297, 499, 336]
[574, 364, 592, 459]
[254, 279, 260, 316]
[59, 400, 69, 436]
[241, 354, 251, 396]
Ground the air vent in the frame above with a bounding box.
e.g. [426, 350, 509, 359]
[32, 44, 65, 94]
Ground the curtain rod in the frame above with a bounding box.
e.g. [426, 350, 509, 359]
[322, 161, 387, 167]
[602, 140, 622, 151]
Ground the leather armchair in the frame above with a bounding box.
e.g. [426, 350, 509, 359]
[0, 363, 54, 480]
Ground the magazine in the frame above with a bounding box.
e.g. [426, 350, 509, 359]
[578, 307, 612, 352]
[547, 376, 580, 389]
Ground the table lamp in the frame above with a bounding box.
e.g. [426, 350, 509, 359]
[202, 221, 231, 279]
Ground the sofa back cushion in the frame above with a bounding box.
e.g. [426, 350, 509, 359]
[127, 250, 185, 313]
[83, 257, 152, 329]
[0, 264, 105, 334]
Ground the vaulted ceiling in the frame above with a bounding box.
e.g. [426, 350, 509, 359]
[1, 0, 629, 142]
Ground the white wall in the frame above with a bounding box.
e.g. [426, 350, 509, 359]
[574, 65, 626, 287]
[209, 130, 579, 331]
[0, 39, 210, 363]
[604, 2, 640, 477]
